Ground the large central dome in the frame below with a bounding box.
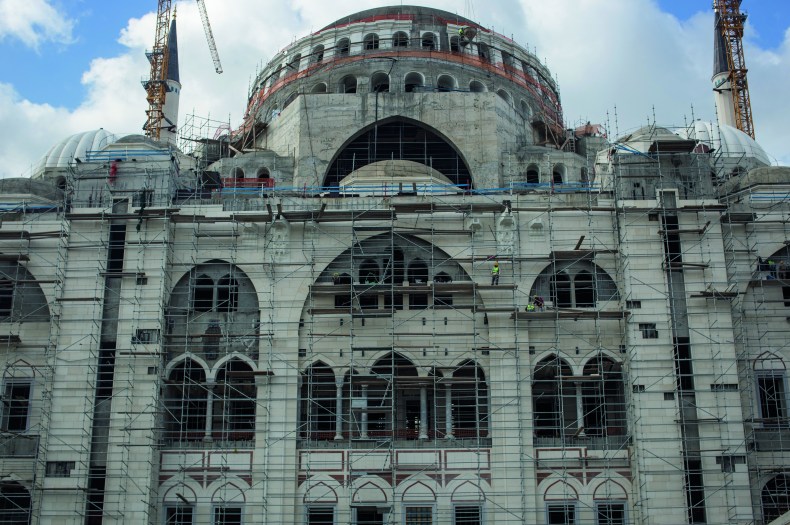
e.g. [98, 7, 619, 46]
[320, 5, 478, 31]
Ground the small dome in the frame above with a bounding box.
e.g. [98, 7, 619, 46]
[615, 125, 683, 154]
[678, 121, 771, 178]
[680, 121, 771, 167]
[33, 129, 117, 178]
[340, 159, 460, 196]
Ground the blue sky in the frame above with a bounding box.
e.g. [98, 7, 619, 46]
[0, 0, 788, 177]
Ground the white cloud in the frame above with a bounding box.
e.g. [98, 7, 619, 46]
[0, 0, 787, 178]
[0, 0, 74, 49]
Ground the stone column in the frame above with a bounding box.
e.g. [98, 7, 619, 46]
[575, 382, 585, 436]
[445, 383, 454, 439]
[419, 386, 428, 440]
[360, 384, 369, 439]
[204, 381, 216, 442]
[334, 378, 344, 440]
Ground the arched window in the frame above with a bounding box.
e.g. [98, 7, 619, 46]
[311, 44, 324, 64]
[407, 259, 428, 284]
[216, 275, 239, 312]
[553, 164, 566, 184]
[405, 72, 424, 93]
[300, 363, 336, 440]
[164, 360, 207, 443]
[230, 167, 244, 180]
[453, 361, 488, 438]
[469, 80, 486, 93]
[551, 273, 572, 308]
[574, 271, 596, 307]
[363, 33, 379, 50]
[582, 357, 626, 437]
[288, 53, 301, 71]
[477, 43, 490, 62]
[360, 259, 380, 284]
[497, 89, 512, 105]
[283, 91, 299, 110]
[56, 176, 67, 191]
[340, 75, 357, 94]
[520, 100, 531, 119]
[256, 167, 271, 179]
[0, 482, 31, 524]
[421, 32, 436, 50]
[192, 275, 214, 312]
[369, 353, 423, 439]
[531, 262, 618, 309]
[310, 83, 327, 94]
[533, 356, 574, 438]
[370, 72, 390, 93]
[336, 38, 350, 56]
[214, 360, 256, 442]
[392, 31, 408, 48]
[763, 474, 790, 523]
[437, 75, 456, 92]
[526, 164, 540, 184]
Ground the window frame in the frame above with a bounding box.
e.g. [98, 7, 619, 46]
[164, 504, 195, 525]
[212, 504, 244, 525]
[756, 370, 789, 428]
[306, 505, 336, 524]
[546, 501, 577, 525]
[403, 503, 435, 525]
[453, 503, 483, 525]
[595, 501, 628, 525]
[1, 380, 32, 433]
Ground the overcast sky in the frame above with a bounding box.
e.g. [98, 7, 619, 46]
[0, 0, 788, 178]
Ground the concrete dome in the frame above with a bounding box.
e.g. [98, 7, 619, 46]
[33, 129, 117, 178]
[680, 121, 771, 174]
[321, 5, 477, 31]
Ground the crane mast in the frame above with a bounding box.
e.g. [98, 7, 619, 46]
[197, 0, 223, 74]
[714, 0, 755, 139]
[143, 0, 172, 140]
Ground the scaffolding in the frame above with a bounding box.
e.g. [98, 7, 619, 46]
[0, 112, 788, 525]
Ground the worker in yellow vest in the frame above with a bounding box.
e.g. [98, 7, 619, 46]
[491, 261, 500, 285]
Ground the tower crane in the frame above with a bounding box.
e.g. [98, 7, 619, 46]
[197, 0, 223, 74]
[144, 0, 223, 140]
[713, 0, 755, 139]
[143, 0, 172, 140]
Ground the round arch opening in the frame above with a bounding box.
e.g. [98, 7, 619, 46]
[324, 118, 473, 190]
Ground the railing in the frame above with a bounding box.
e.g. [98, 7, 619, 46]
[161, 431, 255, 449]
[534, 433, 630, 450]
[222, 178, 275, 189]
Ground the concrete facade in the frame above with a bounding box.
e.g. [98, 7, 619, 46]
[0, 5, 788, 525]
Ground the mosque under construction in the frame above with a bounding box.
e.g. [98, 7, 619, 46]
[1, 4, 789, 525]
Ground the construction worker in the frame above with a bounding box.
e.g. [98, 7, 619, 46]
[491, 261, 500, 285]
[533, 295, 545, 311]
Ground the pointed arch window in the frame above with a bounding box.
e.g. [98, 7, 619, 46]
[763, 474, 790, 524]
[192, 275, 214, 312]
[533, 356, 575, 438]
[216, 275, 239, 312]
[214, 360, 256, 442]
[551, 273, 572, 308]
[582, 357, 626, 437]
[300, 363, 336, 440]
[574, 271, 596, 307]
[453, 361, 489, 438]
[164, 360, 207, 443]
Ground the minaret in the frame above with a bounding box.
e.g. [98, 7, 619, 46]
[161, 13, 181, 145]
[712, 8, 736, 129]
